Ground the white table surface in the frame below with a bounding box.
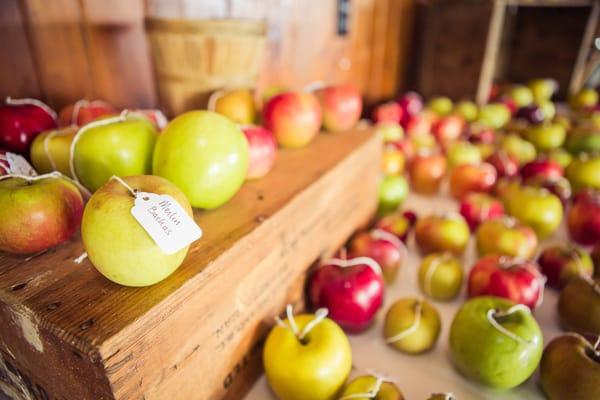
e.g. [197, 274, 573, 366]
[245, 191, 566, 400]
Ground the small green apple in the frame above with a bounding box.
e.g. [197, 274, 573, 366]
[153, 111, 249, 209]
[263, 312, 352, 400]
[378, 175, 409, 215]
[384, 297, 441, 354]
[418, 253, 463, 301]
[505, 186, 563, 238]
[477, 103, 511, 129]
[449, 296, 543, 389]
[547, 148, 573, 169]
[427, 97, 453, 116]
[523, 123, 566, 151]
[566, 153, 600, 192]
[339, 375, 404, 400]
[536, 100, 556, 120]
[446, 141, 481, 168]
[528, 78, 557, 102]
[500, 134, 537, 164]
[454, 101, 478, 122]
[509, 85, 534, 107]
[565, 129, 600, 155]
[376, 123, 404, 143]
[570, 87, 598, 110]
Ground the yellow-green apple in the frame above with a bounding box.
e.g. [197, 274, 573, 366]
[374, 210, 417, 242]
[410, 132, 436, 152]
[446, 141, 481, 168]
[308, 256, 384, 332]
[153, 111, 248, 209]
[58, 99, 116, 127]
[339, 375, 404, 399]
[538, 244, 593, 289]
[208, 88, 256, 125]
[523, 123, 566, 151]
[485, 150, 520, 178]
[82, 175, 193, 286]
[372, 102, 403, 124]
[72, 114, 157, 192]
[378, 175, 409, 215]
[558, 277, 600, 335]
[449, 162, 497, 200]
[397, 91, 423, 117]
[547, 148, 573, 169]
[540, 333, 600, 400]
[432, 114, 465, 147]
[454, 100, 478, 122]
[570, 87, 598, 110]
[381, 145, 405, 175]
[427, 96, 453, 116]
[262, 91, 322, 148]
[0, 97, 57, 154]
[566, 154, 600, 192]
[467, 255, 544, 309]
[418, 253, 463, 301]
[30, 126, 77, 176]
[460, 193, 505, 231]
[241, 125, 276, 179]
[316, 84, 362, 132]
[537, 100, 556, 120]
[408, 152, 447, 195]
[477, 103, 511, 129]
[475, 217, 537, 259]
[500, 134, 537, 164]
[376, 123, 404, 143]
[415, 213, 470, 256]
[0, 175, 83, 254]
[449, 296, 543, 388]
[567, 190, 600, 245]
[528, 78, 558, 102]
[526, 175, 572, 206]
[263, 310, 352, 400]
[384, 297, 441, 354]
[508, 85, 534, 107]
[349, 229, 405, 283]
[565, 128, 600, 155]
[505, 185, 563, 238]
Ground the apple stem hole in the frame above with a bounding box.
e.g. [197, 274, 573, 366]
[274, 304, 329, 345]
[486, 304, 532, 344]
[110, 175, 138, 198]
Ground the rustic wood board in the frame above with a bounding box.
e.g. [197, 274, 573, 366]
[0, 128, 381, 400]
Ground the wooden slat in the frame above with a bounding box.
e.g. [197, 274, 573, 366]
[477, 0, 507, 104]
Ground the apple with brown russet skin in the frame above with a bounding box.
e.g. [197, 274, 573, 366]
[459, 193, 504, 231]
[0, 174, 83, 254]
[409, 152, 447, 195]
[558, 277, 600, 335]
[568, 190, 600, 245]
[316, 84, 362, 132]
[467, 255, 545, 309]
[374, 210, 417, 242]
[372, 101, 403, 124]
[262, 91, 322, 148]
[475, 217, 538, 260]
[0, 97, 57, 154]
[58, 99, 116, 127]
[485, 150, 520, 178]
[540, 333, 600, 400]
[538, 244, 594, 290]
[415, 213, 470, 256]
[349, 229, 406, 283]
[241, 125, 277, 180]
[449, 162, 497, 200]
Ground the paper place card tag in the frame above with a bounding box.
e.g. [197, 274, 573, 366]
[131, 192, 202, 255]
[6, 153, 37, 177]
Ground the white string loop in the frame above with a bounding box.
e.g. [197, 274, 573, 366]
[486, 304, 532, 344]
[321, 256, 383, 277]
[274, 304, 329, 341]
[339, 376, 384, 400]
[110, 175, 137, 198]
[424, 253, 453, 296]
[6, 97, 57, 120]
[385, 298, 423, 343]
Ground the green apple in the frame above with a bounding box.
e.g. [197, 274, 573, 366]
[509, 85, 534, 107]
[570, 87, 598, 110]
[449, 296, 543, 388]
[528, 78, 557, 102]
[30, 126, 77, 176]
[477, 103, 511, 129]
[536, 100, 556, 120]
[505, 186, 563, 238]
[566, 153, 600, 192]
[427, 96, 453, 116]
[72, 115, 157, 192]
[565, 129, 600, 155]
[153, 111, 248, 209]
[500, 134, 537, 164]
[418, 253, 463, 301]
[378, 175, 409, 215]
[523, 123, 566, 151]
[547, 148, 573, 169]
[82, 175, 193, 286]
[411, 133, 436, 152]
[454, 101, 478, 122]
[540, 333, 600, 400]
[384, 297, 441, 354]
[558, 277, 600, 335]
[446, 141, 481, 168]
[263, 312, 352, 400]
[376, 123, 404, 143]
[339, 375, 404, 400]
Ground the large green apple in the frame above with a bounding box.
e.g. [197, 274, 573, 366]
[566, 154, 600, 192]
[523, 123, 566, 151]
[478, 103, 511, 129]
[263, 312, 352, 400]
[565, 129, 600, 155]
[449, 296, 543, 389]
[505, 186, 563, 238]
[339, 375, 404, 399]
[153, 111, 248, 209]
[378, 175, 409, 215]
[500, 134, 537, 164]
[72, 115, 157, 192]
[82, 175, 193, 286]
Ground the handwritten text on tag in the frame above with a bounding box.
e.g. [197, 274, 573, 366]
[131, 192, 202, 254]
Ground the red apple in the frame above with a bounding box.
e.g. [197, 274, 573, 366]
[308, 255, 384, 333]
[58, 99, 116, 127]
[449, 162, 497, 200]
[432, 114, 465, 147]
[374, 210, 417, 242]
[349, 229, 406, 283]
[262, 91, 322, 148]
[409, 152, 447, 195]
[372, 101, 403, 124]
[397, 91, 423, 117]
[538, 244, 594, 290]
[402, 112, 434, 137]
[568, 190, 600, 245]
[486, 150, 520, 178]
[131, 109, 168, 130]
[415, 213, 470, 256]
[0, 174, 83, 254]
[468, 255, 545, 309]
[316, 84, 362, 132]
[0, 97, 57, 154]
[520, 159, 563, 182]
[459, 193, 504, 231]
[241, 125, 277, 179]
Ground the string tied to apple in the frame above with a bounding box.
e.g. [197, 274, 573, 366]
[371, 228, 408, 261]
[385, 298, 424, 344]
[338, 375, 385, 400]
[5, 96, 58, 121]
[274, 304, 329, 342]
[486, 304, 533, 345]
[320, 255, 383, 277]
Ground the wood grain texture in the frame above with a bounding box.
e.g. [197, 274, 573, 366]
[0, 128, 381, 400]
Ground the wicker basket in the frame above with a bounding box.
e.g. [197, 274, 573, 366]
[145, 18, 267, 116]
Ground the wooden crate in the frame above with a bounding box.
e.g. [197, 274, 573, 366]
[0, 128, 381, 400]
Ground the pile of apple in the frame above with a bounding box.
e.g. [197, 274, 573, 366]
[262, 81, 600, 400]
[0, 84, 364, 287]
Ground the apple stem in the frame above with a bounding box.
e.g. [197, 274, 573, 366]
[339, 376, 384, 400]
[385, 299, 423, 344]
[110, 175, 138, 198]
[274, 304, 329, 343]
[486, 304, 532, 345]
